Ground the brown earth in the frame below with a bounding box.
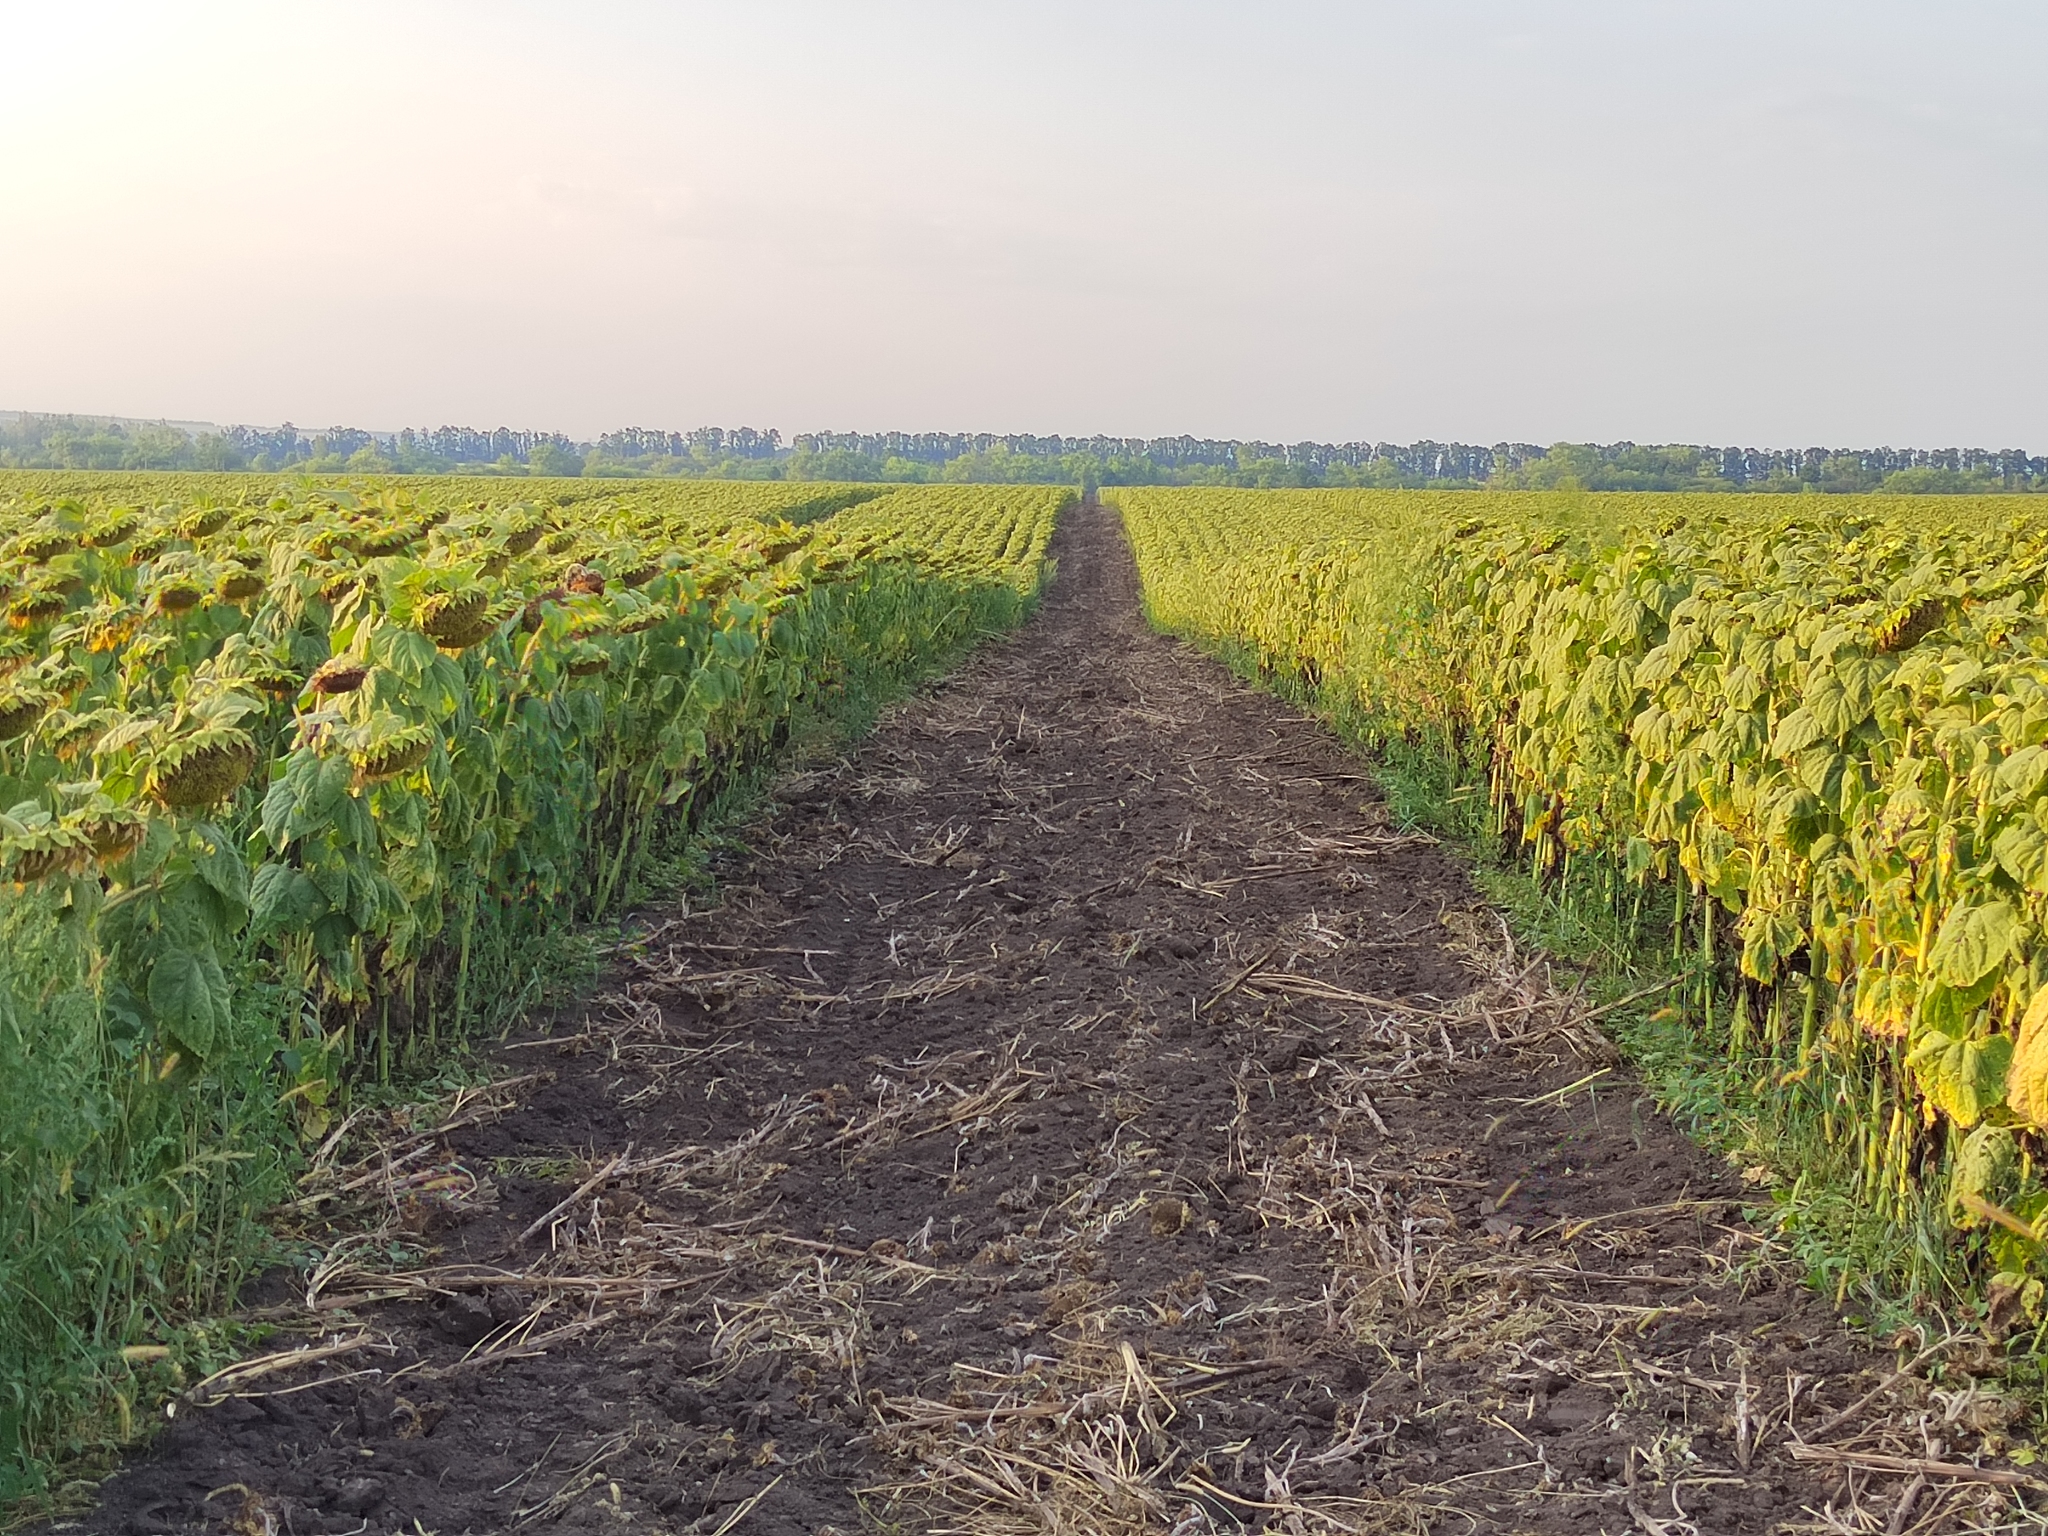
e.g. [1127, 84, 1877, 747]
[64, 504, 2032, 1536]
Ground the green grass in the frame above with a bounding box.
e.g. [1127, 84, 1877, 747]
[0, 898, 297, 1514]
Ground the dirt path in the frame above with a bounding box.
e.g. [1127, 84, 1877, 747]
[81, 506, 2001, 1535]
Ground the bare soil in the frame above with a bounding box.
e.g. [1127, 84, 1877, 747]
[69, 505, 2028, 1535]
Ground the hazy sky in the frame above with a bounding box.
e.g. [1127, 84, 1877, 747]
[3, 2, 2042, 447]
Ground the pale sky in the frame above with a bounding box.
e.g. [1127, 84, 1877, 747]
[2, 2, 2042, 448]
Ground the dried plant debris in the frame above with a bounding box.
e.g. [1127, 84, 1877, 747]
[71, 507, 2038, 1535]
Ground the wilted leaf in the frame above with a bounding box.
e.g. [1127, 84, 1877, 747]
[1949, 1124, 2019, 1228]
[1906, 1019, 2013, 1128]
[2007, 985, 2048, 1128]
[1928, 899, 2022, 989]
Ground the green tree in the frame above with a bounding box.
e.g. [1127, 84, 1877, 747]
[1817, 455, 1880, 493]
[189, 434, 248, 472]
[526, 441, 585, 477]
[1880, 465, 2002, 495]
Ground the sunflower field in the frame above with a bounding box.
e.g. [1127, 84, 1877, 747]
[0, 473, 1067, 1490]
[1116, 485, 2048, 1314]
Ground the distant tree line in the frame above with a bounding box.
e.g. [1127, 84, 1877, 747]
[775, 433, 2048, 494]
[0, 416, 586, 478]
[2, 412, 2041, 493]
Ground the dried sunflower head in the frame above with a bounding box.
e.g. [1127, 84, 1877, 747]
[218, 569, 268, 603]
[309, 528, 358, 559]
[85, 514, 139, 549]
[1875, 598, 1949, 654]
[615, 607, 667, 635]
[8, 588, 71, 627]
[520, 588, 565, 634]
[0, 692, 49, 741]
[149, 733, 257, 810]
[308, 657, 369, 696]
[354, 522, 422, 558]
[317, 569, 368, 603]
[5, 833, 90, 884]
[45, 710, 107, 763]
[416, 587, 497, 650]
[351, 724, 434, 782]
[69, 805, 147, 863]
[152, 576, 206, 614]
[248, 664, 303, 699]
[563, 643, 611, 678]
[1, 801, 91, 885]
[504, 521, 547, 556]
[16, 529, 75, 562]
